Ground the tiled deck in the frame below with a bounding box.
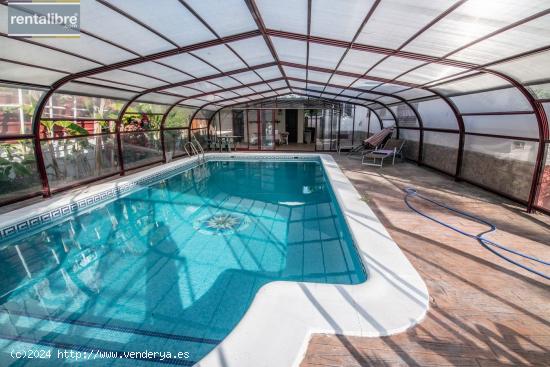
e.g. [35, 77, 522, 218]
[300, 155, 550, 367]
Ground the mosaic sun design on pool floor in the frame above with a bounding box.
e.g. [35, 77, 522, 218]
[194, 212, 250, 235]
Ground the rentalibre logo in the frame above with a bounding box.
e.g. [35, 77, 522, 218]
[8, 1, 80, 38]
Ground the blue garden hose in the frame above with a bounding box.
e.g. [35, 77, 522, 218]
[403, 188, 549, 280]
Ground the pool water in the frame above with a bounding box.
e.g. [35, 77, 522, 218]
[0, 160, 366, 365]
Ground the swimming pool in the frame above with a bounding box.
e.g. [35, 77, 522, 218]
[0, 158, 367, 365]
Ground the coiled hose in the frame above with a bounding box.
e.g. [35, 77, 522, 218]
[403, 188, 549, 280]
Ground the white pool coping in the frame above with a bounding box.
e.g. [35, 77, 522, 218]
[0, 152, 429, 367]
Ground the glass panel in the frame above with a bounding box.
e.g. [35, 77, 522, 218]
[127, 102, 168, 114]
[260, 110, 275, 150]
[41, 135, 119, 189]
[0, 139, 41, 204]
[527, 83, 550, 100]
[398, 64, 469, 85]
[158, 53, 218, 78]
[87, 70, 165, 89]
[403, 0, 550, 57]
[56, 82, 137, 101]
[451, 88, 532, 113]
[464, 114, 539, 139]
[228, 37, 274, 66]
[399, 129, 419, 160]
[449, 15, 550, 64]
[423, 131, 458, 174]
[165, 106, 196, 128]
[430, 73, 509, 96]
[416, 98, 458, 129]
[137, 93, 182, 105]
[489, 50, 550, 86]
[247, 110, 259, 149]
[122, 113, 162, 131]
[329, 74, 358, 88]
[191, 45, 247, 72]
[81, 0, 174, 54]
[271, 37, 307, 65]
[535, 143, 550, 210]
[338, 104, 354, 148]
[339, 50, 386, 75]
[255, 66, 283, 80]
[311, 0, 376, 41]
[307, 70, 331, 84]
[369, 57, 425, 79]
[256, 0, 308, 34]
[391, 103, 418, 127]
[39, 120, 116, 138]
[375, 108, 395, 128]
[0, 61, 67, 86]
[308, 43, 346, 69]
[163, 128, 189, 160]
[462, 136, 538, 200]
[231, 71, 262, 85]
[121, 131, 163, 169]
[394, 88, 434, 100]
[42, 94, 125, 120]
[352, 106, 370, 142]
[357, 0, 456, 49]
[107, 0, 214, 47]
[0, 37, 99, 73]
[185, 0, 257, 37]
[283, 66, 307, 80]
[0, 86, 44, 135]
[268, 80, 287, 90]
[208, 76, 242, 89]
[122, 62, 190, 83]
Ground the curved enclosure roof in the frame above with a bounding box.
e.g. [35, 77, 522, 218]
[0, 0, 549, 110]
[0, 0, 549, 213]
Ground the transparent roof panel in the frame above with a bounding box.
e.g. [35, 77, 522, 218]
[283, 66, 307, 80]
[488, 50, 550, 85]
[256, 0, 307, 34]
[328, 74, 358, 87]
[268, 80, 287, 89]
[324, 86, 345, 95]
[32, 33, 136, 64]
[307, 70, 332, 84]
[78, 77, 144, 92]
[0, 61, 66, 86]
[341, 89, 363, 98]
[92, 70, 166, 89]
[357, 0, 456, 49]
[255, 66, 282, 80]
[58, 82, 137, 100]
[451, 87, 531, 113]
[308, 43, 346, 69]
[463, 114, 539, 139]
[289, 80, 307, 89]
[231, 71, 262, 85]
[215, 91, 241, 99]
[163, 86, 204, 96]
[230, 87, 256, 96]
[394, 88, 435, 100]
[403, 0, 550, 57]
[271, 37, 307, 65]
[157, 53, 218, 77]
[183, 98, 209, 107]
[185, 0, 257, 37]
[352, 79, 382, 90]
[449, 15, 550, 65]
[0, 37, 100, 73]
[122, 62, 190, 83]
[106, 0, 215, 47]
[376, 96, 401, 105]
[250, 83, 272, 93]
[228, 37, 274, 66]
[81, 0, 174, 55]
[311, 0, 376, 41]
[186, 81, 221, 93]
[431, 73, 510, 95]
[370, 83, 409, 94]
[339, 49, 389, 74]
[191, 45, 246, 72]
[398, 64, 469, 84]
[368, 56, 426, 79]
[207, 76, 242, 89]
[137, 93, 182, 105]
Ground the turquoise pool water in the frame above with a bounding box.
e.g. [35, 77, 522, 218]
[0, 160, 366, 366]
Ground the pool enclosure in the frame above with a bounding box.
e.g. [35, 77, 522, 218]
[0, 0, 549, 214]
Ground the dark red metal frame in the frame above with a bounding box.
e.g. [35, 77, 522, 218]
[1, 0, 548, 213]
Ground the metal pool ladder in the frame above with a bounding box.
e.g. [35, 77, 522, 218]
[184, 138, 205, 163]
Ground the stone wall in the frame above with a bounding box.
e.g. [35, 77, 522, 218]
[422, 143, 458, 174]
[462, 150, 535, 201]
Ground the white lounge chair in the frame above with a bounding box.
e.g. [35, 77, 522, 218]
[361, 139, 406, 167]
